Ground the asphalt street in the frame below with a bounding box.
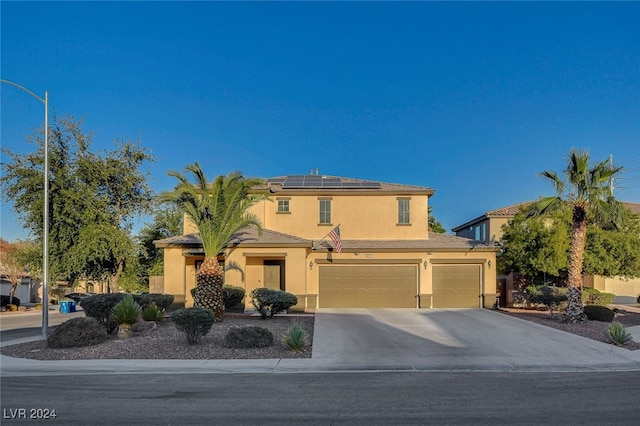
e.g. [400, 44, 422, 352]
[2, 371, 639, 425]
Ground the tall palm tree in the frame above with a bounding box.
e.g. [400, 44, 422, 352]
[533, 149, 625, 322]
[163, 163, 266, 320]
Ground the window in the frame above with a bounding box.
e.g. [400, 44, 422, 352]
[398, 198, 410, 224]
[319, 199, 331, 224]
[474, 223, 487, 241]
[277, 198, 290, 213]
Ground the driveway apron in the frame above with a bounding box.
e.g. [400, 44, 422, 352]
[311, 308, 640, 371]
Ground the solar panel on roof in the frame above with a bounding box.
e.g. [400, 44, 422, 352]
[276, 175, 382, 189]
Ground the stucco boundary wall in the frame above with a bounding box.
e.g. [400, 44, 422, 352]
[585, 275, 640, 304]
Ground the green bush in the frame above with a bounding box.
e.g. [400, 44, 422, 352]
[581, 288, 615, 306]
[250, 288, 298, 319]
[583, 305, 615, 322]
[606, 322, 633, 346]
[283, 322, 307, 352]
[525, 285, 568, 316]
[81, 293, 126, 334]
[111, 295, 141, 326]
[223, 285, 246, 309]
[223, 326, 273, 349]
[171, 307, 215, 344]
[47, 317, 107, 348]
[133, 293, 175, 311]
[142, 302, 165, 322]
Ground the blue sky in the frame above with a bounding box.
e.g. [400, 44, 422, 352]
[2, 1, 639, 241]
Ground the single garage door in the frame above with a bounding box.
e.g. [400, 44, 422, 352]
[319, 265, 417, 308]
[432, 264, 481, 308]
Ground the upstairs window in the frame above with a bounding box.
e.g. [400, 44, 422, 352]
[398, 198, 410, 224]
[319, 199, 332, 224]
[277, 198, 290, 213]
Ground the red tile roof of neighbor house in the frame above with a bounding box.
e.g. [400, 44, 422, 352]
[452, 200, 640, 231]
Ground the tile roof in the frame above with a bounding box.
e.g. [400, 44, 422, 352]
[452, 200, 640, 231]
[313, 233, 498, 251]
[153, 228, 311, 249]
[155, 229, 497, 252]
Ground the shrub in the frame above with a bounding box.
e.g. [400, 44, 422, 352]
[171, 307, 215, 344]
[6, 304, 18, 312]
[142, 302, 165, 322]
[582, 288, 615, 306]
[111, 295, 141, 326]
[224, 326, 273, 349]
[525, 285, 567, 316]
[47, 317, 107, 348]
[223, 285, 246, 309]
[80, 293, 126, 334]
[283, 322, 307, 352]
[606, 322, 633, 346]
[1, 295, 21, 307]
[250, 288, 298, 319]
[583, 305, 615, 322]
[133, 293, 175, 311]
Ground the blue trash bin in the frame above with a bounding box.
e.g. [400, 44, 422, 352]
[70, 301, 77, 312]
[59, 301, 71, 314]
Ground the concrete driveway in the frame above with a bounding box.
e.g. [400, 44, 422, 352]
[311, 308, 640, 371]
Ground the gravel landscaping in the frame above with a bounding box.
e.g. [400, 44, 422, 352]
[498, 307, 640, 350]
[2, 307, 639, 361]
[0, 313, 314, 361]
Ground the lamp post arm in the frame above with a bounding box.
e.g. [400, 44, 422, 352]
[0, 79, 46, 104]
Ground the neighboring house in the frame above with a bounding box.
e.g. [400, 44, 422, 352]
[0, 274, 37, 303]
[453, 201, 640, 305]
[155, 173, 498, 311]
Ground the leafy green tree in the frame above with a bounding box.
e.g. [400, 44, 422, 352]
[532, 148, 625, 322]
[1, 115, 154, 292]
[137, 203, 183, 277]
[498, 209, 571, 280]
[428, 206, 446, 234]
[162, 164, 267, 320]
[584, 226, 640, 278]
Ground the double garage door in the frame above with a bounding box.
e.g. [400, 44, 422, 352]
[319, 264, 481, 308]
[319, 265, 417, 308]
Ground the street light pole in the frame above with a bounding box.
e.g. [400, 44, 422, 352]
[1, 79, 50, 338]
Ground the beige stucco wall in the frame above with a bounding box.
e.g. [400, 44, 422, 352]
[160, 244, 497, 310]
[162, 247, 188, 307]
[249, 193, 429, 240]
[306, 249, 496, 309]
[586, 275, 640, 303]
[161, 187, 500, 310]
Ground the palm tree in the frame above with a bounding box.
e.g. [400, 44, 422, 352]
[533, 149, 625, 322]
[162, 163, 266, 320]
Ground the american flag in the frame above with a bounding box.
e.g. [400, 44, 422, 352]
[328, 225, 342, 253]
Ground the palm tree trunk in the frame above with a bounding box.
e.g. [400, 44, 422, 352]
[194, 256, 224, 321]
[565, 206, 588, 322]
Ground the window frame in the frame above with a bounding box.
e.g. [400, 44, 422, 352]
[319, 197, 332, 225]
[397, 197, 411, 225]
[276, 198, 290, 214]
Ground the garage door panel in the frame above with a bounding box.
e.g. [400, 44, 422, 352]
[319, 265, 416, 308]
[432, 265, 481, 308]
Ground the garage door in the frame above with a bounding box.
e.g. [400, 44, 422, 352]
[432, 264, 481, 308]
[319, 265, 417, 308]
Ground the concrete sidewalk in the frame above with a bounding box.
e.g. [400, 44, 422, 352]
[2, 308, 640, 376]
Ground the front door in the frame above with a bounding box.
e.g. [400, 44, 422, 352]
[264, 260, 285, 290]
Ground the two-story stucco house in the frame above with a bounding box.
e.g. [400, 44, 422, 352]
[453, 201, 640, 305]
[155, 173, 498, 311]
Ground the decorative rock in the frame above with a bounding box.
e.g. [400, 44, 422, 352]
[132, 320, 157, 333]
